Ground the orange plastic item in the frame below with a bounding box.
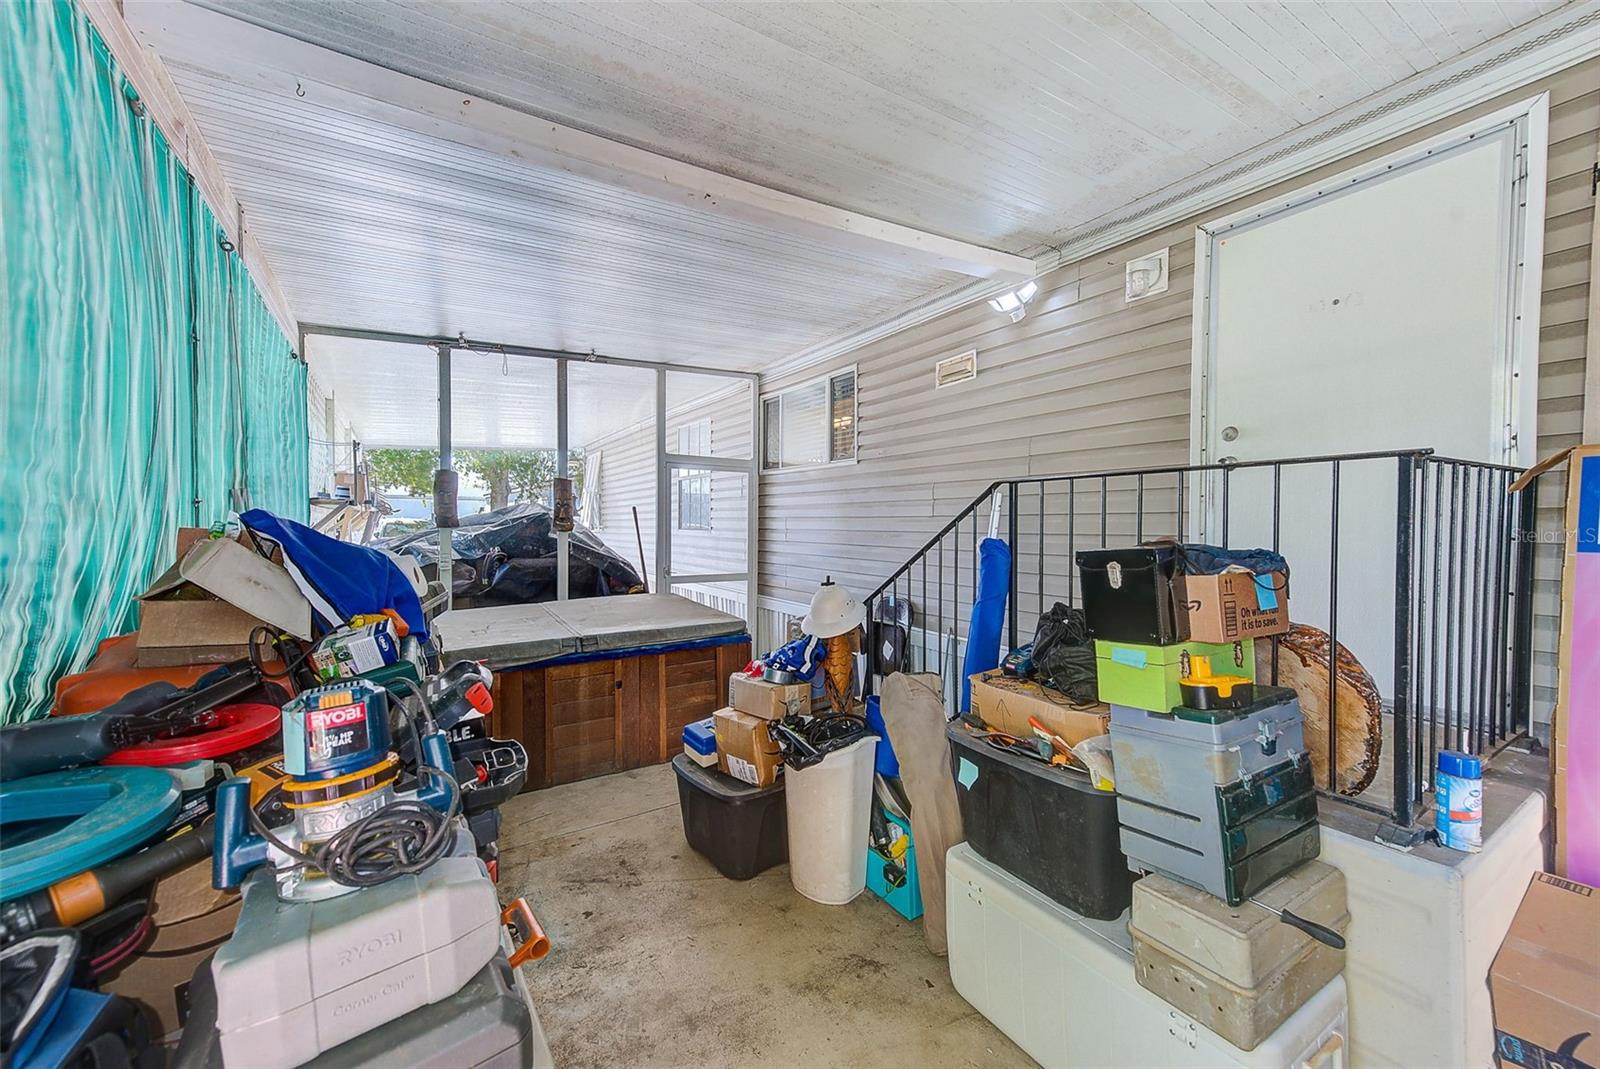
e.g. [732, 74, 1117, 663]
[52, 632, 290, 717]
[501, 898, 550, 966]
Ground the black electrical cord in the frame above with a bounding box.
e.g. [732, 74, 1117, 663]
[246, 625, 315, 681]
[769, 712, 870, 770]
[247, 675, 462, 889]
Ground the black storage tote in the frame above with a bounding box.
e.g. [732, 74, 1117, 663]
[947, 723, 1133, 920]
[672, 754, 788, 880]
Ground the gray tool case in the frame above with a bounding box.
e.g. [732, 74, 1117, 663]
[174, 950, 549, 1069]
[207, 855, 502, 1068]
[1110, 686, 1319, 905]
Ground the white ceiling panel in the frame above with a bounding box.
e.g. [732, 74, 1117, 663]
[160, 52, 969, 371]
[195, 0, 1569, 252]
[139, 0, 1581, 444]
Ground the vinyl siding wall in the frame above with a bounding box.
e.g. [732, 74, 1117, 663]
[747, 59, 1597, 721]
[586, 383, 753, 602]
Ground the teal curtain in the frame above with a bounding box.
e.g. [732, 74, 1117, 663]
[1, 0, 307, 723]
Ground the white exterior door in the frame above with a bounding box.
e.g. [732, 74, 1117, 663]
[1193, 106, 1544, 693]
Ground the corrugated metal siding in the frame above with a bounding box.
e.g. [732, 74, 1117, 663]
[749, 58, 1596, 723]
[199, 0, 1571, 253]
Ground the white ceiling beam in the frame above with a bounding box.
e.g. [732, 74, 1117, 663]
[126, 2, 1038, 283]
[81, 0, 299, 341]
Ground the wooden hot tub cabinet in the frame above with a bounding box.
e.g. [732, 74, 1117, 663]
[488, 635, 751, 791]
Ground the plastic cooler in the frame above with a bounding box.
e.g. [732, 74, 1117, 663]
[672, 754, 787, 880]
[682, 716, 718, 768]
[947, 722, 1133, 920]
[946, 843, 1349, 1069]
[785, 736, 878, 904]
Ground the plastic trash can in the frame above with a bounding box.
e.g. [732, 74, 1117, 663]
[784, 736, 878, 904]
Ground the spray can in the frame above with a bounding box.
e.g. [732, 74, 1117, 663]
[1435, 750, 1483, 852]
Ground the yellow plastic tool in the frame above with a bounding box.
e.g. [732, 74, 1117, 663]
[1180, 655, 1251, 696]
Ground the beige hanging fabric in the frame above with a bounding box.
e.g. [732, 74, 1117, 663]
[879, 672, 965, 956]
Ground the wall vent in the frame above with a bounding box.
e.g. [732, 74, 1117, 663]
[935, 349, 978, 388]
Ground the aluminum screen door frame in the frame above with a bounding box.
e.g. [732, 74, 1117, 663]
[302, 324, 760, 626]
[658, 370, 759, 625]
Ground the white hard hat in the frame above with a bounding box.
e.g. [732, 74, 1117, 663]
[803, 576, 865, 639]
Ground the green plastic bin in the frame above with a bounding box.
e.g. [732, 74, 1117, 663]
[1093, 639, 1255, 713]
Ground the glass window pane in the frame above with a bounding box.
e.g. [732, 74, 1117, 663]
[669, 466, 746, 574]
[829, 371, 856, 462]
[779, 380, 827, 467]
[762, 397, 780, 470]
[568, 361, 657, 581]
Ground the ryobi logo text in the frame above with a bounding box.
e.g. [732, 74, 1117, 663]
[337, 928, 402, 967]
[309, 704, 367, 732]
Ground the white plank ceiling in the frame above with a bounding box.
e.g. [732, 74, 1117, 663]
[137, 0, 1574, 395]
[196, 0, 1573, 251]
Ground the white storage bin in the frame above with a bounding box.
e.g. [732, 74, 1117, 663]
[784, 736, 877, 904]
[946, 842, 1348, 1069]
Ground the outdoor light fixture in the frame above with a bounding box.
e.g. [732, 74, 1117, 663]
[988, 280, 1038, 323]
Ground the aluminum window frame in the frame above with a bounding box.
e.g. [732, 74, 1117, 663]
[760, 364, 858, 473]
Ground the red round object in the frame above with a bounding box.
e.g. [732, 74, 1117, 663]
[100, 703, 282, 766]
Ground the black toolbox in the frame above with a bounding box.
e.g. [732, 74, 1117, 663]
[947, 723, 1133, 920]
[1075, 545, 1190, 645]
[672, 753, 787, 880]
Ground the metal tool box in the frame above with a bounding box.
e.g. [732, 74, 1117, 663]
[1130, 863, 1349, 1050]
[1110, 687, 1320, 905]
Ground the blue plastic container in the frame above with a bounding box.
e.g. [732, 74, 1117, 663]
[863, 696, 901, 778]
[1436, 750, 1483, 852]
[865, 811, 923, 921]
[682, 717, 717, 759]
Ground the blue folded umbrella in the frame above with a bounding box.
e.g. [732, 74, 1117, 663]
[961, 537, 1011, 711]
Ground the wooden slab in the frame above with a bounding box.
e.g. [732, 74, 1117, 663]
[1257, 624, 1383, 797]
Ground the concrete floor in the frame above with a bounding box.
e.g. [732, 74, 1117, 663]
[497, 763, 1033, 1069]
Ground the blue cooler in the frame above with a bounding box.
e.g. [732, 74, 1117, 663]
[682, 717, 717, 767]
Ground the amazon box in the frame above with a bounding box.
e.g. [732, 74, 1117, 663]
[968, 670, 1109, 748]
[713, 707, 782, 787]
[1183, 570, 1291, 643]
[1490, 872, 1600, 1069]
[728, 674, 812, 721]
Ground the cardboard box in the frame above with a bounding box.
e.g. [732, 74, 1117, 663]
[1512, 445, 1600, 882]
[1182, 571, 1290, 643]
[136, 537, 312, 668]
[101, 855, 241, 1038]
[728, 673, 811, 721]
[309, 619, 401, 682]
[713, 707, 782, 787]
[175, 526, 213, 559]
[1490, 872, 1600, 1069]
[968, 670, 1110, 747]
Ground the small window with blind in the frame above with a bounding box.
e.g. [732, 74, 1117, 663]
[761, 367, 856, 472]
[676, 421, 712, 530]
